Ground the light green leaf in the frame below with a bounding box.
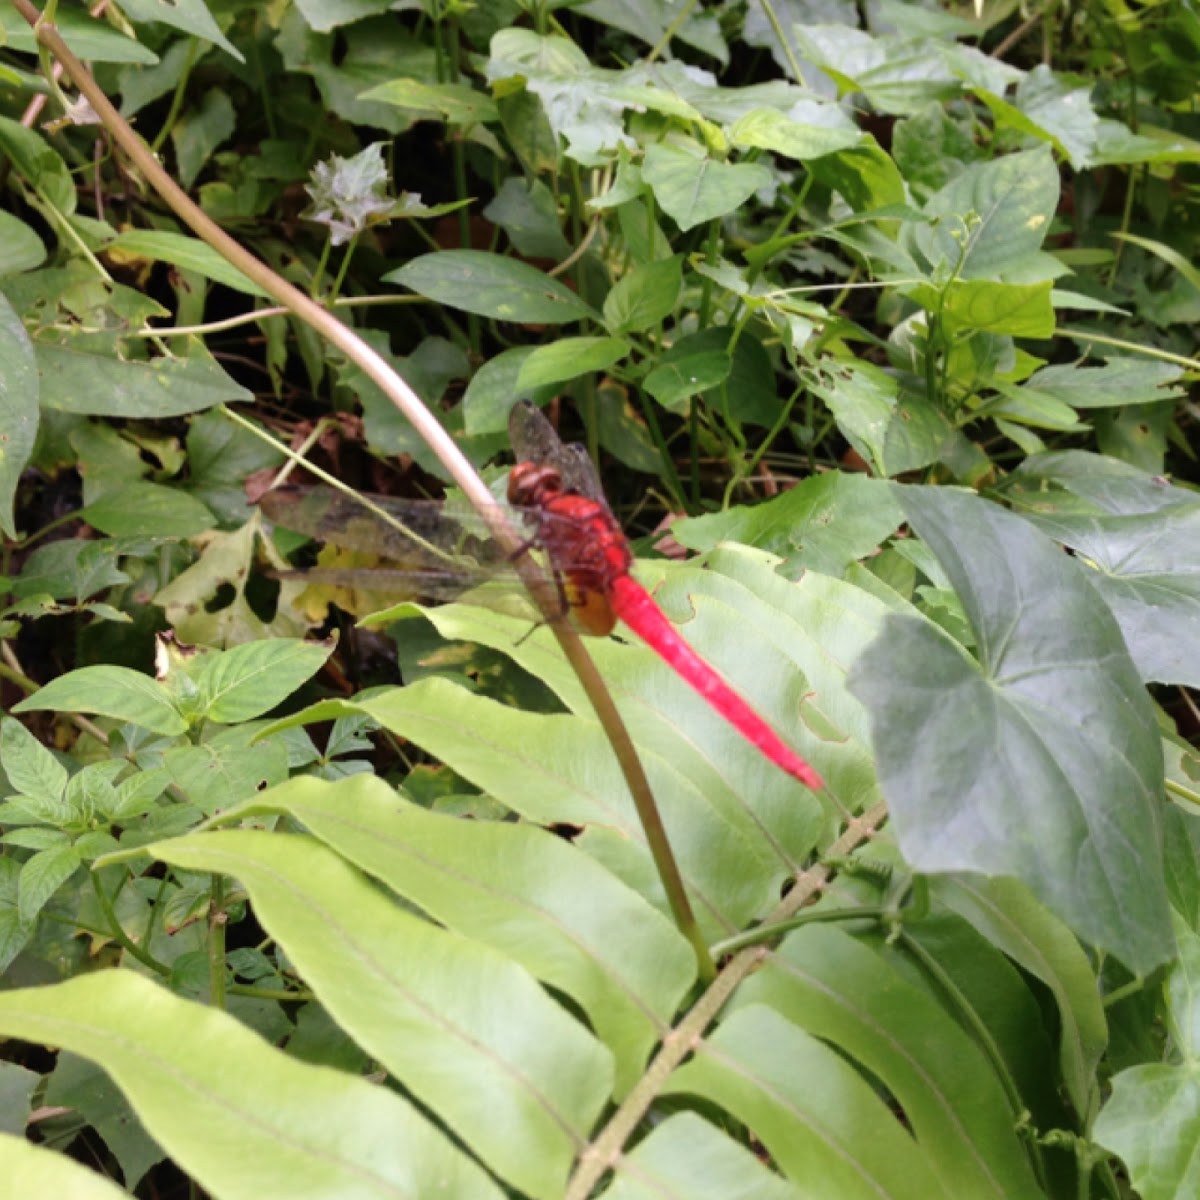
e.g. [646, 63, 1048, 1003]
[674, 472, 904, 577]
[919, 147, 1058, 279]
[386, 249, 597, 323]
[150, 829, 612, 1199]
[164, 730, 290, 814]
[13, 667, 187, 737]
[642, 142, 773, 231]
[0, 210, 46, 275]
[849, 487, 1173, 974]
[806, 359, 954, 476]
[195, 639, 335, 724]
[116, 0, 244, 63]
[0, 1134, 130, 1199]
[0, 116, 76, 215]
[729, 106, 860, 160]
[106, 230, 268, 297]
[0, 972, 505, 1199]
[80, 482, 216, 539]
[667, 1004, 949, 1197]
[0, 9, 158, 63]
[1093, 1062, 1200, 1200]
[516, 337, 630, 389]
[18, 843, 82, 923]
[0, 292, 38, 540]
[914, 278, 1056, 337]
[603, 1112, 805, 1200]
[224, 774, 696, 1096]
[37, 340, 253, 417]
[738, 925, 1041, 1196]
[360, 78, 499, 124]
[0, 718, 67, 816]
[603, 254, 683, 334]
[809, 137, 907, 212]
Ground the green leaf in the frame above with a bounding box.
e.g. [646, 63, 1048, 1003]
[385, 249, 597, 323]
[913, 278, 1055, 337]
[673, 473, 904, 577]
[974, 65, 1099, 170]
[80, 482, 216, 539]
[0, 858, 32, 975]
[18, 844, 82, 923]
[806, 360, 954, 476]
[0, 8, 158, 64]
[643, 351, 731, 410]
[37, 340, 253, 418]
[1093, 1061, 1200, 1200]
[728, 106, 860, 160]
[737, 924, 1041, 1196]
[602, 254, 683, 334]
[642, 142, 773, 232]
[0, 116, 76, 215]
[930, 875, 1106, 1116]
[171, 88, 236, 191]
[482, 177, 571, 259]
[462, 347, 541, 434]
[849, 487, 1173, 974]
[0, 972, 505, 1199]
[149, 828, 612, 1199]
[13, 667, 187, 737]
[666, 1003, 949, 1197]
[516, 336, 630, 389]
[106, 230, 268, 298]
[0, 210, 46, 275]
[0, 718, 68, 816]
[0, 295, 36, 542]
[44, 1053, 164, 1190]
[0, 1134, 130, 1199]
[809, 137, 907, 211]
[193, 639, 335, 724]
[164, 730, 290, 815]
[360, 78, 499, 124]
[602, 1111, 804, 1200]
[918, 147, 1059, 279]
[116, 0, 244, 63]
[225, 774, 695, 1096]
[1017, 357, 1184, 409]
[1018, 503, 1200, 689]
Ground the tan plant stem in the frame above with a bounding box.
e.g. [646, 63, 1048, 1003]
[564, 802, 889, 1200]
[11, 0, 712, 978]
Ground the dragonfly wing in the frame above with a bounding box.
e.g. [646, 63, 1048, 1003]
[259, 486, 506, 570]
[508, 400, 607, 502]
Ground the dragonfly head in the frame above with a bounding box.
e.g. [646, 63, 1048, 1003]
[508, 461, 566, 507]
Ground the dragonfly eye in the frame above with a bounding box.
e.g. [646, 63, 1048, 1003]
[508, 463, 564, 506]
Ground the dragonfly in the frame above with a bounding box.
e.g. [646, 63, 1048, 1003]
[260, 401, 823, 791]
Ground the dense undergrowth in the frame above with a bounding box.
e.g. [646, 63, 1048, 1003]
[1, 1, 1199, 1197]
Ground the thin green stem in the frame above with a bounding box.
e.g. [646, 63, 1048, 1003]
[646, 0, 698, 62]
[93, 873, 171, 976]
[755, 0, 806, 84]
[208, 874, 227, 1008]
[709, 903, 889, 958]
[149, 37, 199, 155]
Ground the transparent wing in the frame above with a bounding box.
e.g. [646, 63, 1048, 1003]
[507, 400, 607, 502]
